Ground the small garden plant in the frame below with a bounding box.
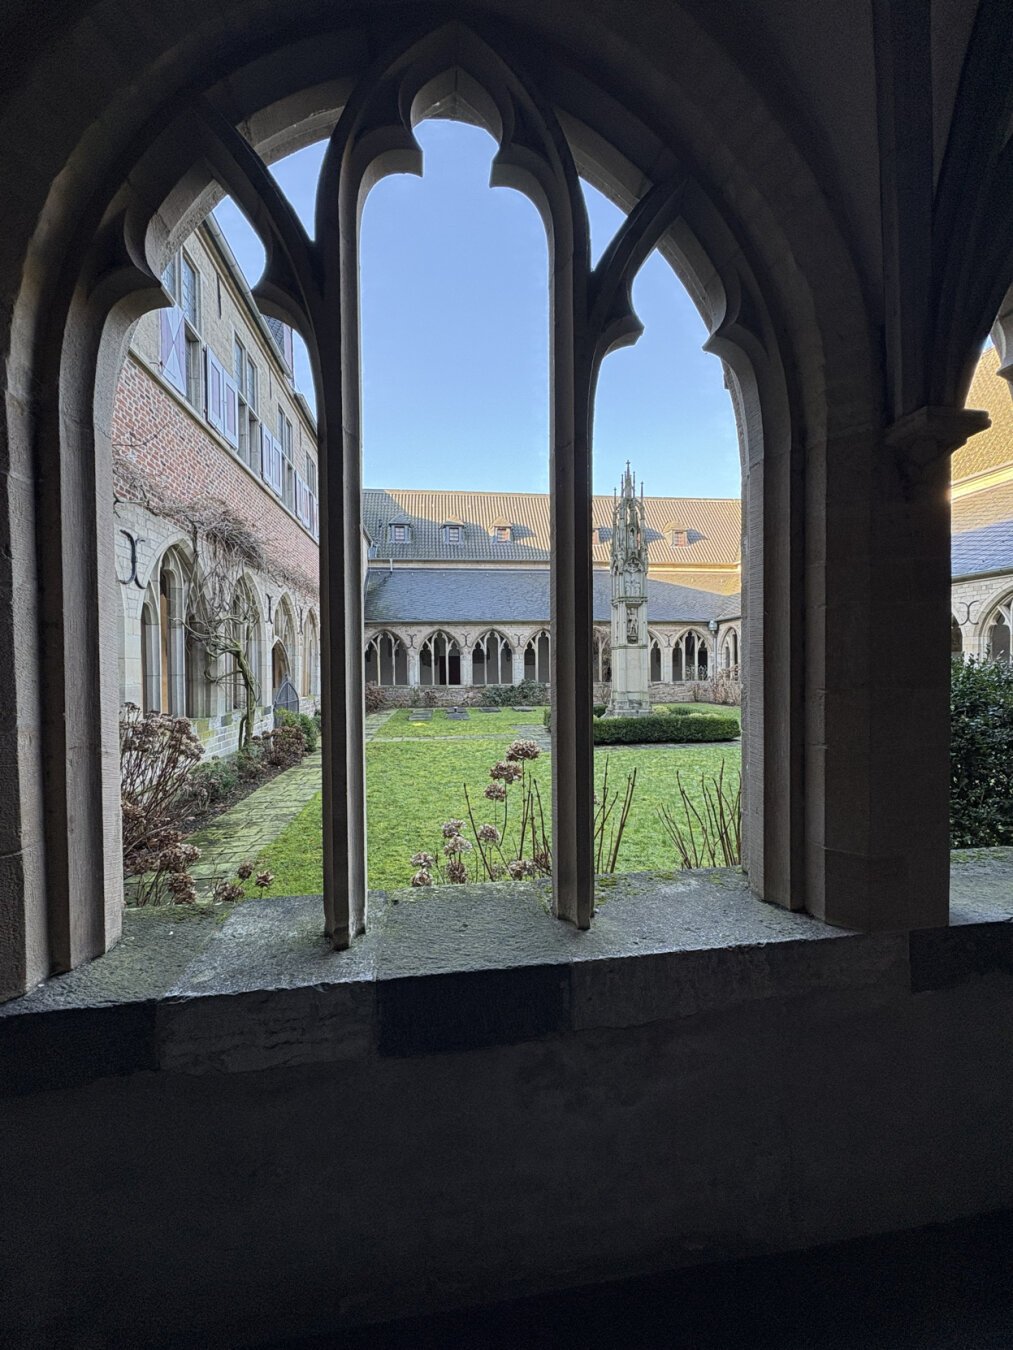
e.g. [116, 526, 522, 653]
[408, 737, 636, 887]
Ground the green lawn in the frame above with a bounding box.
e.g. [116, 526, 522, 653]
[255, 729, 741, 895]
[372, 708, 542, 739]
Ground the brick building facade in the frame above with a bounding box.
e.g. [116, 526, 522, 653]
[112, 217, 321, 759]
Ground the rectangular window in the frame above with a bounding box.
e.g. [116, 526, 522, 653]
[392, 523, 408, 543]
[161, 255, 178, 300]
[185, 331, 202, 409]
[304, 452, 318, 496]
[180, 254, 199, 329]
[246, 357, 258, 411]
[234, 336, 245, 380]
[495, 525, 511, 542]
[445, 524, 462, 544]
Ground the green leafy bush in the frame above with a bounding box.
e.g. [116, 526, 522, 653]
[186, 757, 240, 809]
[593, 703, 606, 718]
[951, 658, 1013, 847]
[480, 679, 548, 707]
[593, 713, 739, 745]
[277, 707, 319, 753]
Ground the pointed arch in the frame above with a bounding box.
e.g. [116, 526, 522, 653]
[365, 629, 408, 686]
[472, 629, 513, 686]
[419, 630, 461, 687]
[303, 610, 320, 698]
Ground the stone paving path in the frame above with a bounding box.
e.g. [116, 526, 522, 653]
[515, 723, 552, 752]
[185, 750, 323, 893]
[364, 710, 395, 741]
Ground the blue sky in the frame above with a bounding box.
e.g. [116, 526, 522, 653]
[213, 119, 740, 498]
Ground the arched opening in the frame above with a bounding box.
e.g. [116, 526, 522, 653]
[364, 630, 408, 686]
[184, 603, 212, 719]
[419, 630, 461, 687]
[472, 630, 513, 686]
[302, 611, 320, 698]
[231, 579, 263, 714]
[989, 610, 1011, 663]
[10, 7, 896, 988]
[272, 598, 297, 703]
[158, 561, 185, 715]
[524, 630, 550, 684]
[592, 630, 611, 684]
[140, 602, 157, 714]
[272, 641, 290, 697]
[649, 635, 663, 684]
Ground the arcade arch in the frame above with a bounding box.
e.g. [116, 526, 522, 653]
[7, 2, 984, 994]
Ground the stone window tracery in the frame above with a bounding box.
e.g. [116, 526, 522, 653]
[987, 601, 1012, 662]
[472, 630, 513, 685]
[524, 630, 551, 683]
[420, 630, 462, 686]
[364, 630, 408, 686]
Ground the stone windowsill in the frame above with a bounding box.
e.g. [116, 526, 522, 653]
[2, 851, 1012, 1096]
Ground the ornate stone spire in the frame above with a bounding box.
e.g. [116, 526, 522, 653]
[607, 463, 651, 715]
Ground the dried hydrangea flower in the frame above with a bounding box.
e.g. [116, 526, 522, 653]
[254, 870, 274, 889]
[236, 861, 254, 880]
[410, 851, 436, 868]
[490, 761, 523, 783]
[443, 835, 473, 856]
[484, 783, 507, 801]
[506, 739, 540, 761]
[410, 869, 433, 887]
[507, 858, 538, 879]
[441, 819, 465, 838]
[213, 880, 245, 904]
[477, 824, 501, 844]
[446, 859, 468, 883]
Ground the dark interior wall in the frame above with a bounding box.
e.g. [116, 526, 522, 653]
[4, 968, 1013, 1348]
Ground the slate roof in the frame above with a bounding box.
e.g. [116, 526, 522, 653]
[952, 345, 1013, 483]
[362, 489, 741, 568]
[952, 479, 1013, 577]
[364, 567, 740, 625]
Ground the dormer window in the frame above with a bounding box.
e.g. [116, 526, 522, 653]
[670, 528, 689, 548]
[390, 523, 410, 544]
[493, 524, 511, 543]
[444, 524, 462, 545]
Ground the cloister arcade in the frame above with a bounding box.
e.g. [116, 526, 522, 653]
[119, 526, 319, 756]
[363, 621, 739, 692]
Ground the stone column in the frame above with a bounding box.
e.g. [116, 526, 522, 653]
[407, 647, 420, 687]
[805, 407, 987, 930]
[459, 643, 473, 688]
[512, 643, 526, 685]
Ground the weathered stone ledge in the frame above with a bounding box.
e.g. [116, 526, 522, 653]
[2, 852, 1012, 1095]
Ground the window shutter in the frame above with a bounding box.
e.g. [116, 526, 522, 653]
[205, 349, 225, 433]
[222, 373, 239, 449]
[159, 306, 187, 396]
[296, 474, 311, 526]
[273, 436, 285, 494]
[261, 424, 273, 485]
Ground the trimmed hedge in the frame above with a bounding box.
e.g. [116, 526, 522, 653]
[593, 712, 740, 745]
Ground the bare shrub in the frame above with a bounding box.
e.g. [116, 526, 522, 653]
[657, 761, 741, 868]
[120, 705, 204, 905]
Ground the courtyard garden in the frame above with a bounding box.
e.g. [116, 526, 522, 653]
[253, 704, 743, 895]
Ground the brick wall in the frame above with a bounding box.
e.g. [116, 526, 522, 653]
[112, 355, 318, 593]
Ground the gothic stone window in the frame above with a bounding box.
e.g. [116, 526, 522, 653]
[524, 630, 550, 684]
[365, 630, 408, 686]
[472, 630, 513, 685]
[420, 630, 462, 686]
